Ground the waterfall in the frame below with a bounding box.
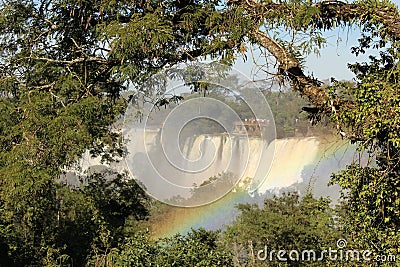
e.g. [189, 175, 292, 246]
[148, 134, 358, 237]
[72, 129, 358, 237]
[76, 130, 354, 205]
[179, 135, 322, 194]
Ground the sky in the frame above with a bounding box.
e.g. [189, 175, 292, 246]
[234, 0, 400, 83]
[306, 0, 400, 81]
[305, 27, 374, 81]
[235, 26, 388, 83]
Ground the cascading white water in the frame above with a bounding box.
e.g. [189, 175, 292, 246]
[148, 134, 357, 237]
[180, 135, 322, 194]
[257, 137, 320, 192]
[75, 129, 352, 204]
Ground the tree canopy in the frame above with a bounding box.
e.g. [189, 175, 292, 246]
[1, 0, 400, 265]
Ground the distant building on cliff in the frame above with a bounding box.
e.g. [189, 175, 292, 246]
[232, 119, 270, 137]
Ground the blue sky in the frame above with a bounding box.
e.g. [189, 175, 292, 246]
[306, 0, 400, 80]
[305, 27, 373, 81]
[235, 26, 391, 82]
[235, 0, 400, 83]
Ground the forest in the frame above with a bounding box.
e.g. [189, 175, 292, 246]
[0, 0, 399, 266]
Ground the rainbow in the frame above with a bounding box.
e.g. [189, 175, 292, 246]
[149, 136, 359, 238]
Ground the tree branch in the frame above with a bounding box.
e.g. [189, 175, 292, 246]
[229, 0, 400, 39]
[18, 56, 108, 65]
[251, 29, 329, 107]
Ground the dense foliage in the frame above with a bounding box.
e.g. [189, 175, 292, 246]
[329, 48, 400, 257]
[0, 0, 230, 265]
[1, 0, 400, 265]
[224, 192, 342, 266]
[89, 229, 233, 267]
